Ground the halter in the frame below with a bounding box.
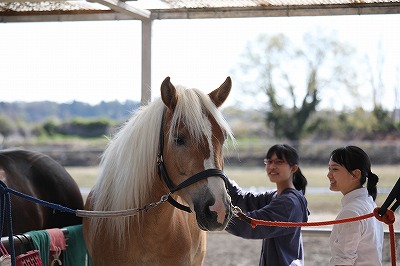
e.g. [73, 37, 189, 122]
[157, 108, 228, 213]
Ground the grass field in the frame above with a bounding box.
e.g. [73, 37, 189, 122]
[66, 164, 400, 188]
[66, 165, 400, 229]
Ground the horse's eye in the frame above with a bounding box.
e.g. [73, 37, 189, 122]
[175, 135, 185, 146]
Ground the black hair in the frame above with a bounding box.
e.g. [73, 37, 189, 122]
[266, 144, 308, 195]
[330, 145, 379, 201]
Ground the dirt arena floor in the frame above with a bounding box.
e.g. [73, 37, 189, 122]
[204, 231, 400, 266]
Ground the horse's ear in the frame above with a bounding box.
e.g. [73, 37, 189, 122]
[161, 76, 178, 110]
[208, 77, 232, 108]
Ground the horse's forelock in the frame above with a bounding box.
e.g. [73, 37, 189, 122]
[168, 86, 233, 145]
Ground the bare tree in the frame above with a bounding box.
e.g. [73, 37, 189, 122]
[367, 39, 385, 109]
[234, 30, 359, 144]
[394, 66, 400, 123]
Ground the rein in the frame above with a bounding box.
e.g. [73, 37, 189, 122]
[157, 109, 228, 213]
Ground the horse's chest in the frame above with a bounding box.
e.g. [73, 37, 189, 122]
[132, 222, 205, 265]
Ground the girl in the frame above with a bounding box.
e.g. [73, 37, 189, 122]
[226, 144, 309, 266]
[327, 145, 384, 266]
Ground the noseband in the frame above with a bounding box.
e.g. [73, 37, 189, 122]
[157, 109, 228, 213]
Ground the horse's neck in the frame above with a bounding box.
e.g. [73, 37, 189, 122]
[135, 201, 202, 261]
[131, 182, 199, 253]
[90, 176, 205, 265]
[138, 177, 198, 239]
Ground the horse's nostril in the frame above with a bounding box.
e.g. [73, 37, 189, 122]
[194, 195, 232, 231]
[205, 205, 218, 220]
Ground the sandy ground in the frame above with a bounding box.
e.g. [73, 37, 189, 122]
[204, 229, 400, 265]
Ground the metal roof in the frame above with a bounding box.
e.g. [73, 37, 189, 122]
[0, 1, 108, 14]
[1, 0, 400, 22]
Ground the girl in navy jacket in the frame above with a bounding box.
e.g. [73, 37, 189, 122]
[226, 144, 309, 266]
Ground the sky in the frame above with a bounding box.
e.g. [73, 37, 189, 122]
[0, 13, 399, 110]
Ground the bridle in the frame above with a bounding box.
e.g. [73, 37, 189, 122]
[157, 108, 228, 213]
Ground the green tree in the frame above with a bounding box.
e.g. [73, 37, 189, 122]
[235, 30, 359, 144]
[43, 118, 59, 136]
[0, 114, 15, 137]
[372, 106, 395, 132]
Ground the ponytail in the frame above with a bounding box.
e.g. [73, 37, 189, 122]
[366, 171, 379, 201]
[293, 167, 307, 195]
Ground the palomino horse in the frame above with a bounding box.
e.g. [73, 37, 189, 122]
[83, 77, 234, 265]
[0, 149, 84, 236]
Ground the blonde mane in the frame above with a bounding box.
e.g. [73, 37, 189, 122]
[89, 85, 233, 242]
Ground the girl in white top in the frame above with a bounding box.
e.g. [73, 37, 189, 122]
[327, 146, 384, 266]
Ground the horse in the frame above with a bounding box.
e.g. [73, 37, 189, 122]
[82, 77, 235, 265]
[0, 149, 84, 236]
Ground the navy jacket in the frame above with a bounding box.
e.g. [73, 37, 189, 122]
[226, 180, 309, 266]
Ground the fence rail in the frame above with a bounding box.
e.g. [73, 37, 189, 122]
[302, 227, 400, 239]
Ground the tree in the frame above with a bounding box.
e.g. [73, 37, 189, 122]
[234, 30, 359, 144]
[0, 115, 15, 137]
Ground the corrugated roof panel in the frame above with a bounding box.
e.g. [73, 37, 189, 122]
[0, 1, 109, 13]
[161, 0, 270, 8]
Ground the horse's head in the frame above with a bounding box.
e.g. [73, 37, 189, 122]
[159, 77, 233, 231]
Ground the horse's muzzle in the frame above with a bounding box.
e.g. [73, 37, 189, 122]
[193, 190, 232, 231]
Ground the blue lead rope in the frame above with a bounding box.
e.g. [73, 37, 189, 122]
[0, 180, 77, 266]
[0, 181, 15, 266]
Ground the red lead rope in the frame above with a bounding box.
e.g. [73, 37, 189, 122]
[236, 207, 397, 266]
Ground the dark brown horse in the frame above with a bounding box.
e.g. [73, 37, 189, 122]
[0, 149, 83, 236]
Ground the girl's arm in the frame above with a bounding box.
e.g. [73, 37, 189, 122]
[226, 190, 306, 239]
[226, 178, 273, 212]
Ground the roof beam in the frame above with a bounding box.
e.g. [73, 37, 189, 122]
[88, 0, 150, 20]
[150, 3, 400, 20]
[0, 12, 135, 22]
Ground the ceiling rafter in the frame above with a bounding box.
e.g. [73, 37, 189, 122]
[0, 0, 150, 21]
[87, 0, 150, 20]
